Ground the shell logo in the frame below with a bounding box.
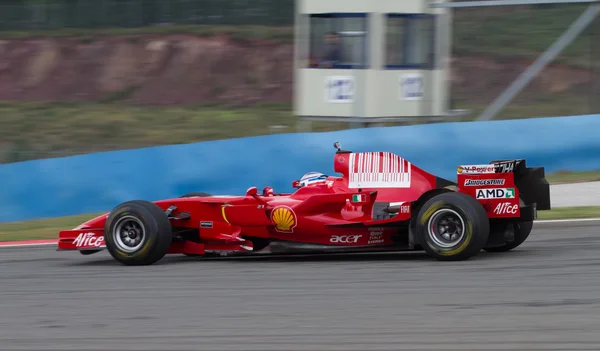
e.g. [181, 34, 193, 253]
[271, 206, 297, 233]
[457, 166, 464, 174]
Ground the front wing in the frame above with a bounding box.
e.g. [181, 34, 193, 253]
[59, 229, 106, 250]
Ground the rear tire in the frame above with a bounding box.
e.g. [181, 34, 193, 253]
[415, 192, 490, 261]
[104, 200, 172, 266]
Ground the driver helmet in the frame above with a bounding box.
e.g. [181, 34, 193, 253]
[299, 172, 328, 187]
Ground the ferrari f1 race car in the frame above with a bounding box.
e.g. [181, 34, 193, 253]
[58, 142, 551, 265]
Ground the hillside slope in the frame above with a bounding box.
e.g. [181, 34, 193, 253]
[0, 34, 293, 106]
[0, 33, 594, 107]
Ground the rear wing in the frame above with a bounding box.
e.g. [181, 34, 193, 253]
[456, 159, 551, 220]
[489, 159, 551, 211]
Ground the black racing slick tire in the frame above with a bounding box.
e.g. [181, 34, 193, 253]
[104, 200, 172, 266]
[415, 192, 490, 261]
[483, 220, 533, 252]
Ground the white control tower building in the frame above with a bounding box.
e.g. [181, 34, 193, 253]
[293, 0, 454, 128]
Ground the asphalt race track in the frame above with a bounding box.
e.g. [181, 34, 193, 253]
[2, 221, 600, 351]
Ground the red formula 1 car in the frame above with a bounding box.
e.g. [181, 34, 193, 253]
[58, 142, 551, 265]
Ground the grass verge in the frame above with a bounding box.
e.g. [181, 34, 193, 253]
[452, 4, 598, 69]
[536, 206, 600, 220]
[545, 170, 600, 184]
[1, 98, 595, 164]
[0, 101, 349, 163]
[1, 205, 600, 242]
[0, 213, 103, 242]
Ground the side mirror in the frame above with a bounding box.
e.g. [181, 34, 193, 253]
[292, 180, 301, 188]
[245, 187, 258, 196]
[333, 142, 341, 151]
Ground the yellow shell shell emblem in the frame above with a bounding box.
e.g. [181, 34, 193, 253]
[271, 206, 297, 233]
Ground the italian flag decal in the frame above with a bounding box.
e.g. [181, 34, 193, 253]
[352, 194, 367, 202]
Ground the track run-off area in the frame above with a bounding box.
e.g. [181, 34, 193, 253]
[1, 219, 600, 350]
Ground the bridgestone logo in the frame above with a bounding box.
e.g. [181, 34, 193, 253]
[465, 179, 505, 186]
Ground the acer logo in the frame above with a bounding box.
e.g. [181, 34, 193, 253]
[494, 202, 518, 215]
[330, 235, 362, 243]
[73, 232, 105, 248]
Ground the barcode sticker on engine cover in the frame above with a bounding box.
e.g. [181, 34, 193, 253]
[348, 152, 411, 188]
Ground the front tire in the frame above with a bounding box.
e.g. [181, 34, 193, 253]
[104, 200, 172, 266]
[415, 192, 490, 261]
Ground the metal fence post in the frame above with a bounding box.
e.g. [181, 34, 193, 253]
[592, 11, 600, 113]
[475, 4, 600, 121]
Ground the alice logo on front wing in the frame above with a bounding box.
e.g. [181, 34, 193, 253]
[271, 206, 297, 233]
[73, 232, 105, 248]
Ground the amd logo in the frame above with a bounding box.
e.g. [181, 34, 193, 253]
[475, 188, 515, 199]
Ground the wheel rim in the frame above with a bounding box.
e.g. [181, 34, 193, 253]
[113, 216, 146, 253]
[427, 209, 465, 248]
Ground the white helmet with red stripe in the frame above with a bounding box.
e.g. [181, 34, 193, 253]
[299, 172, 328, 187]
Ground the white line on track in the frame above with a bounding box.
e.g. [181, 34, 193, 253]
[535, 217, 600, 224]
[0, 242, 57, 248]
[1, 218, 599, 249]
[0, 243, 58, 250]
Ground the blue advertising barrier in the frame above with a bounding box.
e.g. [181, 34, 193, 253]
[2, 114, 600, 223]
